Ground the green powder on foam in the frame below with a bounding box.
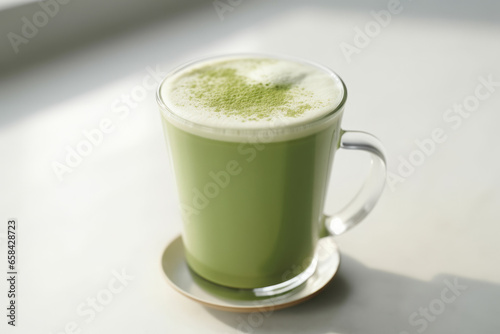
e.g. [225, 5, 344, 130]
[178, 60, 319, 121]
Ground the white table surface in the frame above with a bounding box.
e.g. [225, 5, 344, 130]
[1, 1, 499, 333]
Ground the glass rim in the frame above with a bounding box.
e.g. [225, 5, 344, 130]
[156, 52, 348, 136]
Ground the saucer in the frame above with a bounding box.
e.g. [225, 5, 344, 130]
[160, 235, 340, 312]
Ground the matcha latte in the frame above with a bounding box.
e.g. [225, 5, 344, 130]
[158, 55, 347, 289]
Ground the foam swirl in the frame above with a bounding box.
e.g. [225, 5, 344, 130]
[160, 56, 344, 130]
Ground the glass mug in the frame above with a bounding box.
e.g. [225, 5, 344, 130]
[157, 54, 386, 296]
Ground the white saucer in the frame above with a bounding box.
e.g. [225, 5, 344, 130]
[160, 235, 341, 312]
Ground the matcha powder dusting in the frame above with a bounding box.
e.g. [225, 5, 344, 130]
[174, 59, 324, 122]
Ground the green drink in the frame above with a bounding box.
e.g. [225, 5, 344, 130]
[157, 54, 386, 293]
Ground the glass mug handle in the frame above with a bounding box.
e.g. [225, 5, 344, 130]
[323, 130, 387, 236]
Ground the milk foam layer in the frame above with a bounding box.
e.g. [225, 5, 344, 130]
[160, 56, 344, 130]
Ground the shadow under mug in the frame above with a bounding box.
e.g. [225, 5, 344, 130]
[157, 54, 386, 297]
